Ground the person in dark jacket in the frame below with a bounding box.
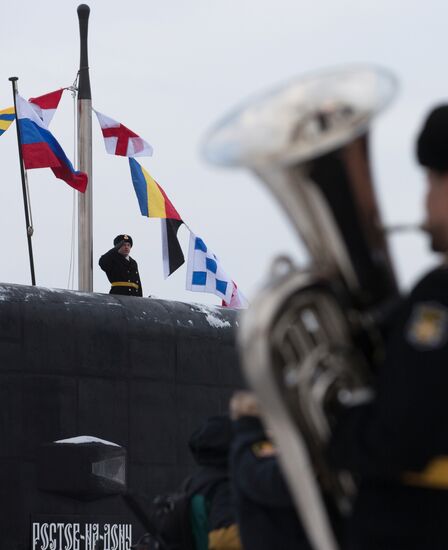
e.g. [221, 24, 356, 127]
[229, 391, 312, 550]
[188, 415, 241, 550]
[99, 234, 143, 297]
[327, 104, 448, 549]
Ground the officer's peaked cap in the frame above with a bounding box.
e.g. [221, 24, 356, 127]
[417, 105, 448, 171]
[114, 234, 133, 247]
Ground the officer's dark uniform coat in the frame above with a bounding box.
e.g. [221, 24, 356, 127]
[99, 247, 143, 297]
[328, 266, 448, 549]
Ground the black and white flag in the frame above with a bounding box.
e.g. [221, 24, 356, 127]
[161, 219, 185, 278]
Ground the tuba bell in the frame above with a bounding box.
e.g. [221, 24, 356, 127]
[203, 66, 400, 550]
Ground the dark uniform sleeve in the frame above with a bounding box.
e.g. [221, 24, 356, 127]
[98, 248, 118, 274]
[328, 267, 448, 480]
[231, 416, 294, 507]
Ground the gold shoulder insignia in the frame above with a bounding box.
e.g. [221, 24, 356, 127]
[251, 440, 276, 458]
[406, 303, 448, 349]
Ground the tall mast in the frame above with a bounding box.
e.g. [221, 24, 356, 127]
[77, 4, 93, 291]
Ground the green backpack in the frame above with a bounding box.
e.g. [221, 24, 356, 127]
[190, 493, 209, 550]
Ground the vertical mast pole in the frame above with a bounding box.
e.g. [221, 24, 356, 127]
[9, 77, 36, 286]
[77, 4, 93, 291]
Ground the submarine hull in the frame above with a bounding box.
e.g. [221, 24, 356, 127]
[0, 283, 243, 549]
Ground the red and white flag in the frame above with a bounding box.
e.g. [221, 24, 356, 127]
[29, 89, 65, 127]
[94, 110, 153, 157]
[222, 281, 248, 309]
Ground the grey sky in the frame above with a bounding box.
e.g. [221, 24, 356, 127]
[1, 1, 446, 304]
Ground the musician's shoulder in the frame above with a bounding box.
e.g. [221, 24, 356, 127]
[410, 266, 448, 301]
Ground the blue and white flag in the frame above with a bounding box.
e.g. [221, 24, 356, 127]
[186, 232, 234, 304]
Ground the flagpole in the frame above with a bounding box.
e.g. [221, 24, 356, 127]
[9, 77, 36, 286]
[77, 4, 93, 291]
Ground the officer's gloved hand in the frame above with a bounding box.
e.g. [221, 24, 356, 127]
[114, 239, 125, 250]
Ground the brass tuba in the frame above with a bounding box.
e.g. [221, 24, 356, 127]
[203, 66, 399, 550]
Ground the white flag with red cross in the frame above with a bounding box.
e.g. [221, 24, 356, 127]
[94, 110, 153, 157]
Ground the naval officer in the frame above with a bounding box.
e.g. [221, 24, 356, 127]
[99, 234, 143, 297]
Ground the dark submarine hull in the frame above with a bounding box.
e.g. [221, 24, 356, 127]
[0, 283, 243, 549]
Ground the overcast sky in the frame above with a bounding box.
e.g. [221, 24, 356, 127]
[1, 1, 447, 305]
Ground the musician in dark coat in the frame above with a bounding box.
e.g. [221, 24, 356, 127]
[328, 105, 448, 549]
[229, 391, 312, 550]
[99, 234, 143, 297]
[188, 415, 242, 549]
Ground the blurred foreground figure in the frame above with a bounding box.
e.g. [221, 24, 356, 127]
[144, 416, 241, 550]
[188, 415, 242, 550]
[204, 66, 448, 549]
[328, 105, 448, 549]
[230, 391, 312, 550]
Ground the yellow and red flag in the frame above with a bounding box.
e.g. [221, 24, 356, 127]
[0, 107, 15, 137]
[129, 158, 184, 277]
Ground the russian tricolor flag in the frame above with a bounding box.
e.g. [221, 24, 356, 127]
[16, 93, 87, 193]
